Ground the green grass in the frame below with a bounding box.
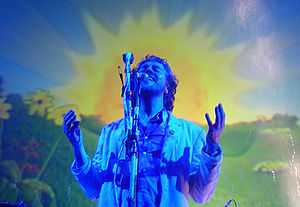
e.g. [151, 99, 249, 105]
[189, 125, 298, 206]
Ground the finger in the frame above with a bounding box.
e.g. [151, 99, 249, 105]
[66, 114, 76, 125]
[219, 103, 225, 128]
[63, 123, 73, 136]
[205, 113, 213, 127]
[73, 122, 81, 139]
[65, 113, 76, 125]
[73, 120, 80, 128]
[64, 110, 75, 121]
[64, 111, 75, 121]
[63, 124, 69, 134]
[66, 115, 76, 129]
[64, 109, 74, 118]
[215, 106, 220, 128]
[217, 104, 223, 129]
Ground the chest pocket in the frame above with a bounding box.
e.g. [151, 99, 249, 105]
[161, 128, 191, 178]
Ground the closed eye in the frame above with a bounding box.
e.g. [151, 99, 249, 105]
[152, 65, 160, 72]
[141, 64, 149, 72]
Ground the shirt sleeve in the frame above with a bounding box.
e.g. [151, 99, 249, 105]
[188, 126, 223, 204]
[70, 126, 107, 200]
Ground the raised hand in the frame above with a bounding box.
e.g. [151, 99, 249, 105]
[205, 103, 225, 144]
[63, 110, 81, 146]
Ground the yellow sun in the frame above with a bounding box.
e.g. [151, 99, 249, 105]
[53, 8, 258, 124]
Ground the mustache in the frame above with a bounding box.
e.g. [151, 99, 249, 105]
[136, 71, 156, 81]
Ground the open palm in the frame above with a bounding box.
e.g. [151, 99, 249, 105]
[205, 103, 225, 144]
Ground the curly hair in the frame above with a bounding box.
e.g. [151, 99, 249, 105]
[136, 55, 178, 112]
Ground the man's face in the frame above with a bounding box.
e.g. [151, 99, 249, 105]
[137, 60, 167, 95]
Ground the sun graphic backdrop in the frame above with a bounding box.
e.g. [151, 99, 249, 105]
[53, 9, 257, 124]
[0, 1, 300, 207]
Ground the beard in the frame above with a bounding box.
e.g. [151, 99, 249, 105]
[139, 81, 165, 97]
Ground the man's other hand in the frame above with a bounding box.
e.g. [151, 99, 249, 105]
[63, 110, 82, 146]
[205, 103, 225, 144]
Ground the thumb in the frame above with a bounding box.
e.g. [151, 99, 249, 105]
[73, 120, 80, 128]
[73, 121, 81, 142]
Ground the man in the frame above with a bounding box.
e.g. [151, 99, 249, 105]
[63, 55, 225, 207]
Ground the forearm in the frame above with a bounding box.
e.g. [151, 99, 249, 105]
[73, 142, 88, 168]
[70, 131, 105, 200]
[71, 138, 100, 199]
[71, 156, 102, 200]
[189, 141, 223, 203]
[189, 158, 221, 203]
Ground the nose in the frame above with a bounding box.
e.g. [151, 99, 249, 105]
[137, 72, 149, 80]
[138, 68, 153, 77]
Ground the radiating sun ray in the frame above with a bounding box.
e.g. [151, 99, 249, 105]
[52, 8, 259, 124]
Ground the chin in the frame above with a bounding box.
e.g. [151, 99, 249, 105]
[140, 87, 164, 96]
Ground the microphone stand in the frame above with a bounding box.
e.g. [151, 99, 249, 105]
[121, 52, 140, 207]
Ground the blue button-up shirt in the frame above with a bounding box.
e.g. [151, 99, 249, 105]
[71, 110, 222, 207]
[137, 109, 168, 206]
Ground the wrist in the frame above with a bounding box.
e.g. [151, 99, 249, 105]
[71, 129, 83, 147]
[72, 140, 84, 149]
[204, 140, 221, 156]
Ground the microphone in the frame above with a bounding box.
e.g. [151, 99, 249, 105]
[122, 52, 134, 65]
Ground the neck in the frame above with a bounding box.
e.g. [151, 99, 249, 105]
[139, 92, 164, 123]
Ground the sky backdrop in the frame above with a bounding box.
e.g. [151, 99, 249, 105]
[1, 0, 300, 124]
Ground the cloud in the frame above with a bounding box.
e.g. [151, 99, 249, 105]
[236, 34, 282, 81]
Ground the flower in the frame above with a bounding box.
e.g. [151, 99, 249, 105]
[20, 138, 41, 160]
[24, 90, 54, 116]
[47, 104, 81, 125]
[253, 160, 288, 173]
[0, 97, 12, 120]
[22, 163, 40, 175]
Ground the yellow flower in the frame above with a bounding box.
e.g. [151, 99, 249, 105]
[24, 90, 54, 116]
[0, 97, 12, 120]
[47, 104, 81, 125]
[253, 161, 288, 173]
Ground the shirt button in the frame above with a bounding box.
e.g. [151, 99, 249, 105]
[144, 136, 148, 139]
[169, 130, 175, 135]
